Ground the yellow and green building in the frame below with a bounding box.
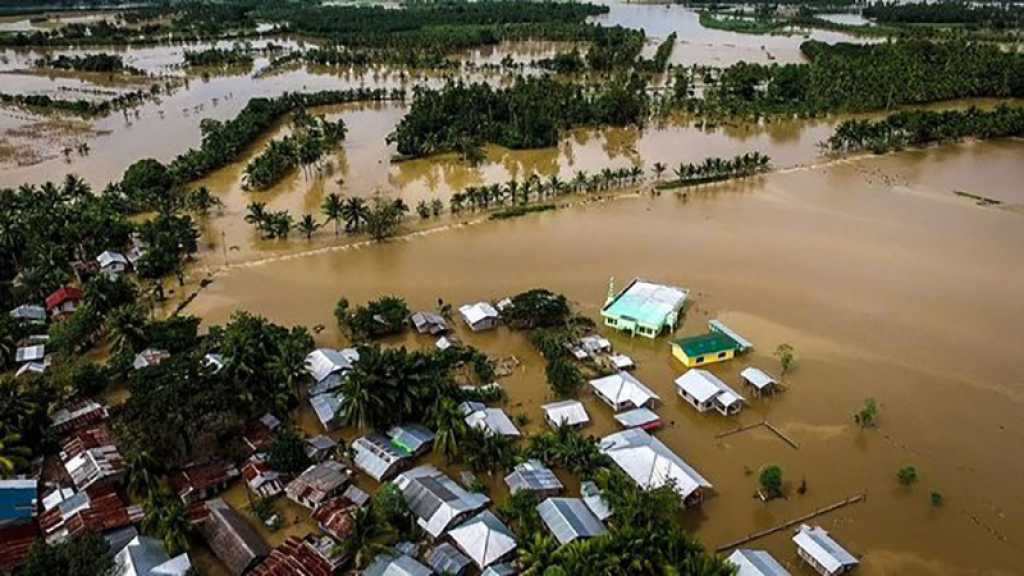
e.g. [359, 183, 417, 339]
[671, 332, 739, 367]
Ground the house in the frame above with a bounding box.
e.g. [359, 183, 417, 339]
[411, 311, 449, 335]
[613, 407, 662, 431]
[241, 460, 284, 500]
[113, 535, 192, 576]
[45, 286, 83, 318]
[132, 348, 170, 371]
[310, 393, 344, 432]
[504, 460, 563, 497]
[579, 335, 611, 356]
[62, 433, 126, 491]
[726, 549, 791, 576]
[9, 304, 46, 323]
[169, 461, 240, 504]
[311, 496, 357, 541]
[601, 278, 688, 338]
[200, 498, 269, 576]
[608, 353, 635, 370]
[599, 428, 711, 506]
[0, 521, 39, 573]
[792, 524, 859, 576]
[436, 335, 456, 351]
[285, 461, 350, 510]
[342, 485, 370, 508]
[482, 563, 518, 576]
[38, 485, 143, 545]
[709, 319, 754, 352]
[50, 400, 108, 434]
[447, 510, 517, 569]
[740, 367, 779, 396]
[364, 553, 432, 576]
[674, 369, 746, 416]
[387, 424, 435, 457]
[541, 400, 590, 429]
[460, 402, 520, 437]
[16, 361, 49, 378]
[14, 344, 44, 364]
[304, 348, 359, 385]
[589, 372, 660, 412]
[427, 542, 473, 576]
[394, 465, 489, 538]
[304, 435, 338, 462]
[97, 251, 130, 277]
[249, 535, 345, 576]
[536, 497, 607, 545]
[579, 481, 612, 522]
[352, 433, 412, 482]
[671, 332, 739, 368]
[241, 413, 281, 454]
[459, 302, 500, 331]
[0, 479, 37, 526]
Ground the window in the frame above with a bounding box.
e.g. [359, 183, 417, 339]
[717, 352, 727, 359]
[695, 356, 704, 364]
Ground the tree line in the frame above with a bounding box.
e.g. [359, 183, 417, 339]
[657, 152, 771, 189]
[863, 2, 1024, 29]
[243, 110, 347, 191]
[828, 105, 1024, 154]
[35, 52, 143, 75]
[0, 89, 152, 117]
[182, 46, 255, 68]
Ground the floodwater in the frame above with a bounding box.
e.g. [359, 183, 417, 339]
[2, 3, 1023, 575]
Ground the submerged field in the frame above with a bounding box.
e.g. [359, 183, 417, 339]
[2, 2, 1023, 575]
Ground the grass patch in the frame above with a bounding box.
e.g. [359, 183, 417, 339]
[489, 204, 558, 220]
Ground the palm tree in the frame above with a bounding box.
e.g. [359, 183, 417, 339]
[0, 432, 31, 476]
[125, 448, 162, 499]
[106, 304, 148, 358]
[321, 192, 344, 235]
[244, 202, 268, 226]
[430, 397, 465, 463]
[518, 533, 558, 576]
[341, 197, 369, 233]
[143, 492, 192, 556]
[652, 162, 667, 181]
[336, 506, 395, 569]
[298, 214, 321, 240]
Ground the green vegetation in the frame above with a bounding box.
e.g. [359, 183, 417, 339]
[828, 106, 1024, 154]
[682, 39, 1024, 120]
[36, 52, 143, 74]
[387, 75, 649, 159]
[931, 491, 944, 506]
[501, 289, 572, 330]
[490, 204, 559, 220]
[657, 152, 771, 189]
[334, 295, 410, 341]
[699, 12, 787, 35]
[759, 465, 784, 499]
[19, 532, 114, 576]
[0, 89, 150, 117]
[855, 398, 879, 428]
[183, 47, 254, 68]
[267, 427, 312, 475]
[863, 2, 1024, 29]
[897, 465, 918, 486]
[775, 342, 796, 375]
[526, 425, 610, 478]
[244, 111, 347, 190]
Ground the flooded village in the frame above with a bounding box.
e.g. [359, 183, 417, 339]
[1, 1, 1023, 576]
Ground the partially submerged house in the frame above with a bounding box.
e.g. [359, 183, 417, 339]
[311, 496, 357, 541]
[727, 548, 791, 576]
[249, 535, 344, 576]
[537, 497, 607, 545]
[113, 535, 192, 576]
[459, 302, 500, 332]
[364, 553, 432, 576]
[45, 286, 83, 318]
[38, 485, 143, 545]
[792, 524, 859, 576]
[541, 400, 590, 429]
[50, 400, 108, 434]
[447, 510, 518, 569]
[9, 304, 46, 323]
[394, 465, 490, 539]
[460, 402, 521, 437]
[169, 461, 239, 505]
[285, 461, 350, 510]
[613, 407, 662, 431]
[241, 460, 284, 500]
[241, 413, 281, 455]
[674, 369, 746, 416]
[14, 344, 44, 364]
[387, 424, 435, 457]
[304, 348, 359, 389]
[709, 319, 753, 352]
[411, 311, 449, 335]
[740, 367, 779, 396]
[504, 460, 563, 497]
[309, 392, 344, 432]
[601, 278, 688, 338]
[304, 435, 338, 462]
[579, 481, 612, 522]
[671, 332, 739, 368]
[132, 348, 170, 371]
[61, 430, 126, 492]
[352, 433, 413, 482]
[96, 251, 130, 277]
[427, 542, 473, 576]
[589, 371, 660, 412]
[599, 428, 712, 506]
[199, 499, 269, 576]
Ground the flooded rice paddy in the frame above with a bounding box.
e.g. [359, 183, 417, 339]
[2, 3, 1023, 575]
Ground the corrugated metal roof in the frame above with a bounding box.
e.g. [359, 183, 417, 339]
[727, 549, 791, 576]
[9, 304, 45, 321]
[541, 400, 589, 428]
[352, 434, 408, 482]
[536, 498, 607, 545]
[448, 510, 517, 569]
[579, 481, 612, 522]
[481, 563, 518, 576]
[459, 302, 499, 326]
[674, 369, 746, 405]
[386, 424, 435, 455]
[14, 345, 44, 363]
[394, 465, 489, 538]
[599, 429, 711, 501]
[363, 553, 432, 576]
[613, 408, 660, 429]
[460, 403, 520, 437]
[504, 460, 563, 495]
[310, 393, 344, 430]
[601, 279, 688, 327]
[589, 372, 660, 410]
[709, 319, 753, 351]
[740, 367, 776, 390]
[427, 542, 472, 575]
[793, 524, 858, 574]
[114, 535, 192, 576]
[0, 480, 37, 523]
[304, 348, 357, 383]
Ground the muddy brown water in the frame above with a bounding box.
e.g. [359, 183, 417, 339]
[2, 5, 1022, 574]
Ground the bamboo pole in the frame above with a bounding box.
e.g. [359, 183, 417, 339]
[715, 494, 866, 553]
